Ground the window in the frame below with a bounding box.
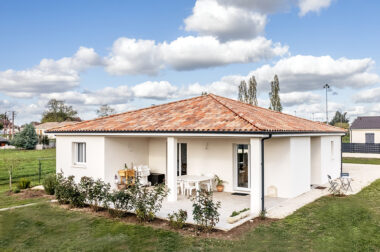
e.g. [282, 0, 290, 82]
[74, 142, 86, 164]
[330, 141, 334, 159]
[365, 133, 375, 144]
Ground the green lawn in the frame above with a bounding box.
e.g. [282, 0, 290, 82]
[1, 180, 380, 251]
[0, 149, 56, 190]
[0, 190, 48, 209]
[343, 157, 380, 165]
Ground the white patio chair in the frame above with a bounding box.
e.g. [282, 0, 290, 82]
[177, 180, 184, 195]
[200, 173, 213, 191]
[184, 181, 197, 196]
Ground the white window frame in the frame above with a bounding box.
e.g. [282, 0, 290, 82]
[233, 144, 251, 191]
[73, 142, 86, 165]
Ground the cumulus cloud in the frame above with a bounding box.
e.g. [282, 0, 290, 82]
[105, 36, 288, 75]
[280, 91, 321, 106]
[248, 55, 380, 92]
[354, 87, 380, 103]
[298, 0, 333, 16]
[215, 0, 293, 13]
[184, 0, 266, 41]
[0, 47, 101, 98]
[132, 81, 177, 99]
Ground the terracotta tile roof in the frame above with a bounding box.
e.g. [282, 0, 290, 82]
[47, 94, 346, 134]
[36, 121, 78, 130]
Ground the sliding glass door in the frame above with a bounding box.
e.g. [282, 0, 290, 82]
[234, 144, 250, 190]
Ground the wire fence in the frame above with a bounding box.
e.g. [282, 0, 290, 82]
[0, 156, 55, 189]
[342, 143, 380, 153]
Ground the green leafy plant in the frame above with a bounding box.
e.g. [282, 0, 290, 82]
[55, 173, 85, 207]
[130, 179, 168, 222]
[190, 190, 221, 232]
[11, 124, 38, 149]
[259, 209, 267, 220]
[108, 189, 133, 217]
[18, 178, 31, 189]
[43, 174, 57, 195]
[80, 177, 111, 211]
[230, 208, 250, 217]
[168, 209, 188, 229]
[214, 175, 225, 186]
[13, 187, 20, 193]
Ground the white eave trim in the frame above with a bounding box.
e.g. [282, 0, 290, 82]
[51, 132, 345, 138]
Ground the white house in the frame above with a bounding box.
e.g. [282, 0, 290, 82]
[48, 94, 346, 216]
[350, 116, 380, 143]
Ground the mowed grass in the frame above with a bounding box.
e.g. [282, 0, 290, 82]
[0, 149, 56, 190]
[0, 191, 48, 209]
[343, 157, 380, 165]
[1, 180, 380, 251]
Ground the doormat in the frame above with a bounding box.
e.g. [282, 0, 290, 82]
[315, 186, 327, 190]
[231, 192, 249, 196]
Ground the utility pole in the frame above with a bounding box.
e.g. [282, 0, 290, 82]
[323, 84, 330, 124]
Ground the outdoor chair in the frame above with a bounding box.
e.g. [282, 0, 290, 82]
[184, 181, 197, 196]
[327, 175, 339, 193]
[339, 173, 353, 192]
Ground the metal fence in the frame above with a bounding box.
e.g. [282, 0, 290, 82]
[342, 143, 380, 153]
[0, 157, 55, 189]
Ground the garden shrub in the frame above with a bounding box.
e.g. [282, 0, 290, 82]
[168, 209, 188, 229]
[191, 190, 221, 232]
[55, 173, 85, 207]
[80, 177, 111, 211]
[13, 187, 21, 193]
[18, 178, 31, 189]
[43, 174, 57, 195]
[108, 189, 133, 217]
[130, 180, 168, 222]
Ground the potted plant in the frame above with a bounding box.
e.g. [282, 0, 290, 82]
[214, 175, 225, 192]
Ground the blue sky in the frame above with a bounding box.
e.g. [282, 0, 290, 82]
[1, 0, 380, 124]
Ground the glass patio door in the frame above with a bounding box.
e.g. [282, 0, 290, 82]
[177, 143, 187, 176]
[234, 144, 250, 190]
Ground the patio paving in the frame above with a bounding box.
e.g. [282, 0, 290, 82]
[157, 163, 380, 231]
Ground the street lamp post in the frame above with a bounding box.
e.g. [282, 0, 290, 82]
[323, 84, 330, 124]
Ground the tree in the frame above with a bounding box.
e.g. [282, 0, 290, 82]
[11, 124, 38, 149]
[269, 75, 282, 112]
[329, 111, 349, 126]
[41, 99, 78, 123]
[238, 75, 258, 106]
[96, 104, 116, 118]
[248, 76, 258, 106]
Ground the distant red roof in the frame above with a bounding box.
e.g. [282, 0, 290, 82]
[48, 94, 345, 134]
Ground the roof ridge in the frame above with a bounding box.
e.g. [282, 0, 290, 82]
[208, 94, 260, 130]
[61, 95, 208, 129]
[210, 94, 343, 131]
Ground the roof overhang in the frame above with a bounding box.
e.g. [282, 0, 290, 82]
[49, 130, 346, 138]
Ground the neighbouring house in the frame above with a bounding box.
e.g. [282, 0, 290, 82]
[350, 116, 380, 143]
[0, 136, 9, 147]
[35, 121, 78, 139]
[48, 94, 345, 216]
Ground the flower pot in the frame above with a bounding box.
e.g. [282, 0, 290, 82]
[216, 185, 224, 192]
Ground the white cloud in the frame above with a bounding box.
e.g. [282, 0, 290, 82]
[249, 55, 380, 92]
[105, 36, 288, 75]
[0, 47, 101, 98]
[354, 87, 380, 103]
[132, 81, 178, 99]
[184, 0, 266, 41]
[280, 91, 321, 106]
[298, 0, 333, 16]
[215, 0, 293, 13]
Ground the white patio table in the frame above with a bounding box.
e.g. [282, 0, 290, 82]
[177, 175, 213, 196]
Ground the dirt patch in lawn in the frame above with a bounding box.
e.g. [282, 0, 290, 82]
[54, 203, 278, 239]
[7, 189, 55, 200]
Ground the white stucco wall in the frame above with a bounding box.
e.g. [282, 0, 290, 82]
[310, 136, 341, 185]
[351, 129, 380, 143]
[148, 138, 167, 174]
[56, 136, 106, 184]
[104, 137, 149, 188]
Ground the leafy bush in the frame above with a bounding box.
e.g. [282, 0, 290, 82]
[80, 177, 110, 211]
[13, 187, 20, 193]
[55, 173, 85, 207]
[18, 178, 31, 189]
[130, 180, 168, 222]
[191, 190, 221, 232]
[43, 174, 57, 195]
[230, 208, 250, 217]
[11, 124, 38, 149]
[168, 209, 187, 229]
[108, 189, 133, 217]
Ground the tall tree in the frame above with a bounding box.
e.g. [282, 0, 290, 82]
[11, 124, 38, 149]
[329, 111, 349, 126]
[269, 75, 282, 112]
[96, 104, 116, 117]
[238, 75, 258, 105]
[41, 99, 78, 123]
[248, 76, 258, 106]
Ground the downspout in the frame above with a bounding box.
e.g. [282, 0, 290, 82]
[261, 134, 272, 213]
